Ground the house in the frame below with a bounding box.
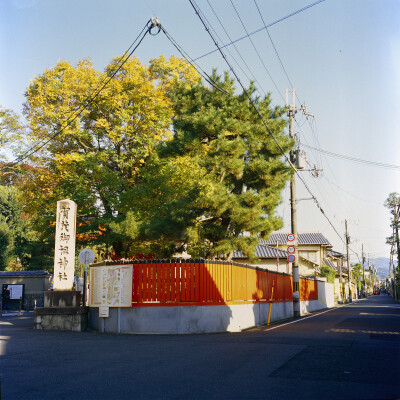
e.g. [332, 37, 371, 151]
[232, 244, 290, 274]
[232, 232, 334, 277]
[327, 250, 348, 303]
[262, 232, 333, 277]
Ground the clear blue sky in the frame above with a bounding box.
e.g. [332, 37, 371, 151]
[1, 0, 399, 266]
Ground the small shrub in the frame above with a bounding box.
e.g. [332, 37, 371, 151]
[320, 266, 336, 284]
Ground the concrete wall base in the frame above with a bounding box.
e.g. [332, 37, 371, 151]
[89, 302, 294, 334]
[34, 307, 89, 332]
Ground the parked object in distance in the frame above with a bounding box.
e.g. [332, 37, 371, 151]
[373, 289, 380, 295]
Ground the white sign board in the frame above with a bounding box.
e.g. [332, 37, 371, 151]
[9, 284, 23, 299]
[89, 265, 133, 307]
[53, 199, 77, 290]
[99, 306, 109, 318]
[79, 248, 95, 265]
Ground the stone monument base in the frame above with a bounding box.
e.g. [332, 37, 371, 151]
[34, 291, 88, 332]
[44, 290, 81, 307]
[34, 306, 89, 331]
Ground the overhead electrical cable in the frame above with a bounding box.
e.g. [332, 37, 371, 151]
[6, 19, 155, 169]
[206, 0, 267, 98]
[194, 0, 327, 62]
[302, 143, 400, 169]
[252, 0, 327, 172]
[157, 23, 228, 95]
[252, 0, 294, 97]
[229, 0, 285, 103]
[195, 2, 258, 94]
[189, 0, 359, 260]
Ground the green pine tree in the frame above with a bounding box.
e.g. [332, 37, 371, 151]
[129, 72, 293, 259]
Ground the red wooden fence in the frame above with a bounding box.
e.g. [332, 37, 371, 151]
[129, 260, 296, 307]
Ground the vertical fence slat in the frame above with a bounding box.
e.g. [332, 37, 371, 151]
[190, 262, 195, 302]
[157, 262, 162, 302]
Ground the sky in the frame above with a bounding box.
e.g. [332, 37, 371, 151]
[1, 0, 399, 268]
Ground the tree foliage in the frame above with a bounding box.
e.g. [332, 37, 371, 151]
[8, 56, 200, 263]
[385, 192, 400, 286]
[5, 55, 292, 265]
[0, 185, 41, 270]
[127, 72, 292, 259]
[320, 265, 336, 284]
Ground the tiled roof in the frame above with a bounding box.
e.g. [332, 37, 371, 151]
[322, 258, 338, 271]
[262, 232, 331, 246]
[0, 270, 49, 276]
[328, 250, 345, 258]
[233, 244, 288, 259]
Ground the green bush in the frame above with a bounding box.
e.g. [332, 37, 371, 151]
[320, 266, 336, 284]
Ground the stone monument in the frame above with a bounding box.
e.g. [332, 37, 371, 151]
[34, 199, 88, 331]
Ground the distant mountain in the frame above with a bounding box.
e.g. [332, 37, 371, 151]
[372, 257, 393, 279]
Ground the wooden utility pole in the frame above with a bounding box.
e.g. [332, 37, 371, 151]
[362, 244, 365, 297]
[288, 90, 300, 318]
[345, 219, 352, 302]
[395, 203, 400, 298]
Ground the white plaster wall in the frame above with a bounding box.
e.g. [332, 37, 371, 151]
[300, 280, 334, 314]
[300, 300, 320, 314]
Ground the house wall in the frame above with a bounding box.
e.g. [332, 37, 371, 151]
[298, 262, 316, 277]
[231, 258, 290, 275]
[300, 279, 334, 314]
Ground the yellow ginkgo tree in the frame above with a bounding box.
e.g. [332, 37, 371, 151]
[15, 55, 200, 261]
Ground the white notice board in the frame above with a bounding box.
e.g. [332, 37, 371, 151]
[89, 265, 133, 307]
[9, 284, 24, 299]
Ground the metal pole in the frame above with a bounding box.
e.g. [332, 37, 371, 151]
[288, 96, 300, 318]
[362, 244, 365, 297]
[345, 219, 352, 302]
[82, 264, 87, 307]
[267, 280, 275, 325]
[339, 257, 343, 303]
[276, 240, 279, 272]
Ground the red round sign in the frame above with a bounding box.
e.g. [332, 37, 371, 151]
[287, 234, 295, 242]
[287, 246, 295, 254]
[287, 254, 296, 263]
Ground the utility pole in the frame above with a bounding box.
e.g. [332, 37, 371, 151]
[286, 89, 315, 317]
[288, 89, 300, 318]
[362, 244, 365, 297]
[339, 257, 344, 303]
[345, 219, 352, 302]
[395, 203, 400, 301]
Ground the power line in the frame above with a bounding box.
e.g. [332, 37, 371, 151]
[158, 23, 228, 95]
[228, 0, 284, 102]
[253, 0, 294, 96]
[202, 1, 264, 96]
[189, 0, 358, 259]
[302, 143, 400, 169]
[194, 0, 327, 62]
[189, 0, 295, 168]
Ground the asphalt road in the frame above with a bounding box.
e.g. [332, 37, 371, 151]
[1, 295, 399, 400]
